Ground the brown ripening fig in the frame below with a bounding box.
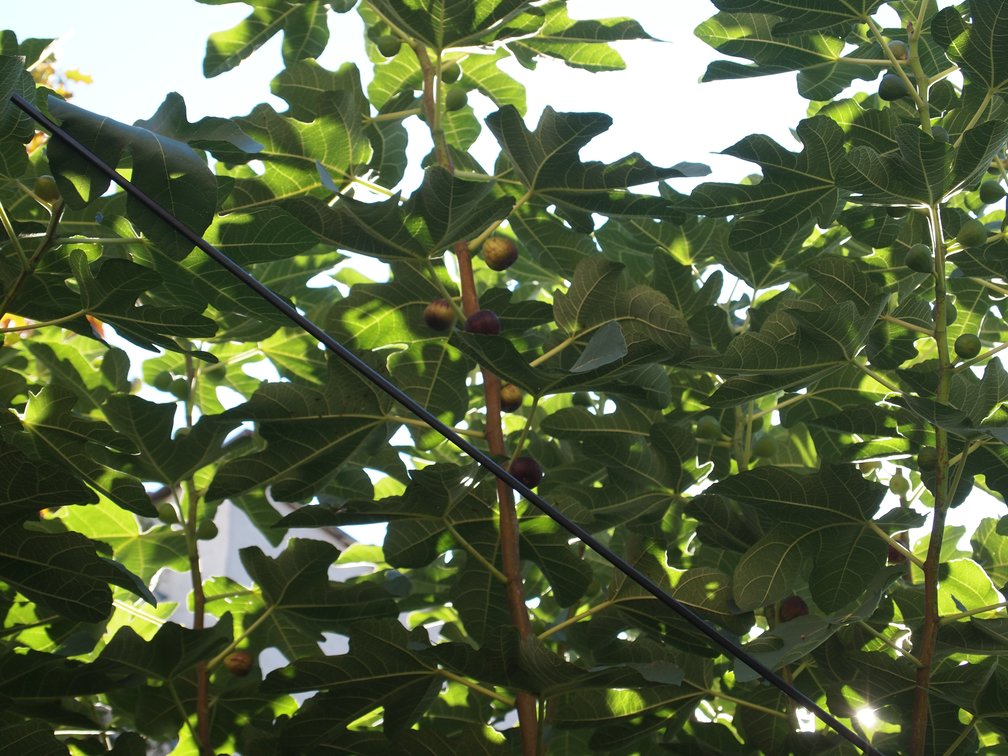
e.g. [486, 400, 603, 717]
[464, 309, 500, 335]
[424, 299, 455, 331]
[223, 651, 253, 676]
[509, 455, 543, 489]
[481, 235, 519, 271]
[499, 383, 523, 412]
[778, 595, 809, 622]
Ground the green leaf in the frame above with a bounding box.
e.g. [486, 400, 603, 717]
[0, 55, 38, 177]
[278, 167, 514, 260]
[696, 12, 880, 101]
[201, 0, 329, 77]
[712, 464, 889, 610]
[685, 116, 845, 251]
[47, 97, 217, 260]
[207, 357, 392, 502]
[239, 539, 398, 658]
[366, 0, 534, 50]
[487, 106, 705, 222]
[508, 3, 654, 72]
[19, 385, 154, 517]
[0, 521, 153, 622]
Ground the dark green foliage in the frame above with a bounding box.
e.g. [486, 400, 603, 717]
[2, 2, 1007, 754]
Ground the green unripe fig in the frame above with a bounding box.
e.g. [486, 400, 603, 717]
[695, 415, 722, 441]
[376, 35, 401, 57]
[571, 392, 593, 407]
[888, 40, 909, 60]
[935, 300, 958, 326]
[931, 125, 950, 143]
[444, 88, 467, 111]
[155, 501, 178, 524]
[956, 218, 988, 248]
[441, 61, 461, 84]
[752, 435, 778, 458]
[152, 370, 173, 392]
[481, 235, 519, 271]
[878, 73, 909, 101]
[196, 520, 218, 540]
[979, 180, 1006, 204]
[905, 243, 933, 273]
[499, 383, 523, 412]
[886, 205, 908, 218]
[954, 333, 982, 360]
[169, 377, 189, 400]
[917, 446, 939, 471]
[33, 175, 61, 204]
[889, 471, 910, 496]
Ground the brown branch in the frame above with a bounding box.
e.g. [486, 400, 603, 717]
[454, 241, 538, 754]
[910, 203, 952, 756]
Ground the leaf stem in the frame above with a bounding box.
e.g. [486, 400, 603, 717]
[467, 188, 534, 253]
[537, 599, 615, 641]
[0, 200, 27, 267]
[206, 605, 276, 670]
[0, 310, 86, 332]
[445, 521, 508, 582]
[880, 313, 932, 336]
[867, 520, 925, 569]
[0, 202, 64, 317]
[856, 620, 922, 666]
[439, 668, 515, 706]
[938, 600, 1008, 624]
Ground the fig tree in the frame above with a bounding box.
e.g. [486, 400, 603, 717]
[752, 434, 778, 458]
[889, 471, 910, 496]
[464, 309, 500, 335]
[979, 180, 1006, 204]
[888, 39, 909, 60]
[481, 235, 519, 271]
[878, 73, 909, 101]
[905, 243, 933, 273]
[779, 595, 809, 622]
[169, 378, 189, 400]
[441, 61, 461, 84]
[152, 371, 173, 392]
[223, 651, 253, 677]
[509, 455, 543, 489]
[33, 175, 61, 204]
[499, 383, 523, 412]
[376, 35, 401, 57]
[954, 333, 982, 360]
[956, 218, 988, 247]
[155, 501, 178, 524]
[917, 446, 938, 471]
[695, 415, 722, 441]
[423, 299, 455, 331]
[445, 88, 467, 111]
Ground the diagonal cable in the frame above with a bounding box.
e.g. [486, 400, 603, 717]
[10, 92, 883, 756]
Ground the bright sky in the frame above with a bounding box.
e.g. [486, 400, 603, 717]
[5, 2, 808, 184]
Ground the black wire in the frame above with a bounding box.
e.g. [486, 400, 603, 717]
[10, 92, 884, 756]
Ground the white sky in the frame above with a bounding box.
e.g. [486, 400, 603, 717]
[5, 2, 809, 185]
